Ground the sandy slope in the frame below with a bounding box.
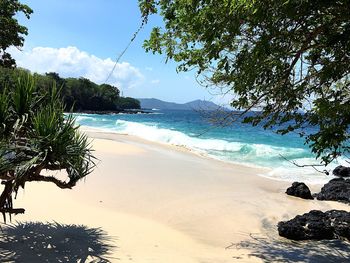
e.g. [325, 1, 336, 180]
[5, 130, 350, 262]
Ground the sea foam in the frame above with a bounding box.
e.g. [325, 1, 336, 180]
[112, 120, 337, 183]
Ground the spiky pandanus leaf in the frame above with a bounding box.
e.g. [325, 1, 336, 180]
[12, 75, 36, 117]
[0, 89, 11, 139]
[0, 89, 10, 124]
[0, 73, 95, 220]
[66, 130, 95, 182]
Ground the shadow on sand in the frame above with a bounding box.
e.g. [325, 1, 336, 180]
[234, 234, 350, 263]
[0, 221, 116, 262]
[230, 220, 350, 263]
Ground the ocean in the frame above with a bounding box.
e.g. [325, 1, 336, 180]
[73, 109, 346, 184]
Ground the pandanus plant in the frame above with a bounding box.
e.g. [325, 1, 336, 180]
[0, 74, 95, 221]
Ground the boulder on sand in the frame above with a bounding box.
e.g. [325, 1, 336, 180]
[333, 165, 350, 178]
[316, 178, 350, 204]
[278, 210, 350, 241]
[286, 182, 313, 200]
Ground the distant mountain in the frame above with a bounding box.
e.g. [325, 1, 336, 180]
[138, 98, 226, 111]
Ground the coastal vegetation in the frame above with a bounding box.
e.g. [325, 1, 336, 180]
[139, 0, 350, 165]
[1, 0, 140, 113]
[0, 67, 141, 112]
[0, 73, 95, 221]
[0, 0, 144, 220]
[1, 0, 349, 256]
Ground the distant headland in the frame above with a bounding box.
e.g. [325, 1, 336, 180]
[138, 98, 228, 111]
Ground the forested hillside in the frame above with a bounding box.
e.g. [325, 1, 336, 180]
[0, 67, 140, 111]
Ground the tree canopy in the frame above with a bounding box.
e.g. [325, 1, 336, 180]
[139, 0, 350, 165]
[0, 67, 141, 112]
[0, 0, 32, 67]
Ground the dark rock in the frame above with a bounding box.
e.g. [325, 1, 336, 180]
[278, 210, 350, 241]
[333, 165, 350, 178]
[316, 178, 350, 204]
[286, 182, 313, 200]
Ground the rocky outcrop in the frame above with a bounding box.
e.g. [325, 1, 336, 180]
[286, 182, 313, 200]
[77, 109, 149, 115]
[316, 178, 350, 204]
[333, 165, 350, 178]
[278, 210, 350, 241]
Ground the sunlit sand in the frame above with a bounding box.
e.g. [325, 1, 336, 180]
[10, 130, 350, 262]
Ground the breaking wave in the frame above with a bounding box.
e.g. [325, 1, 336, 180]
[75, 114, 342, 184]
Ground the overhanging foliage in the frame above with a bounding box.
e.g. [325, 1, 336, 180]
[0, 0, 32, 67]
[139, 0, 350, 164]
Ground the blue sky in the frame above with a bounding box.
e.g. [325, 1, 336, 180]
[12, 0, 230, 104]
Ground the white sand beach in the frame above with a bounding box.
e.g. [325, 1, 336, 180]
[9, 130, 350, 262]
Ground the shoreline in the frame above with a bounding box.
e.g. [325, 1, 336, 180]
[81, 125, 334, 186]
[82, 126, 271, 172]
[11, 130, 350, 262]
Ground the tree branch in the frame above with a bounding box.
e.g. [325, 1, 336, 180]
[27, 175, 75, 189]
[279, 154, 330, 175]
[45, 164, 67, 171]
[285, 26, 325, 82]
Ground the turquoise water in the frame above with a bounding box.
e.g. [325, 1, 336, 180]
[73, 110, 344, 183]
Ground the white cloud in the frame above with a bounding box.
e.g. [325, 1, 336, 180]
[10, 46, 144, 89]
[151, 79, 160, 85]
[145, 67, 153, 71]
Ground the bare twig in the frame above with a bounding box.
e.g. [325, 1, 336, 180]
[279, 154, 330, 175]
